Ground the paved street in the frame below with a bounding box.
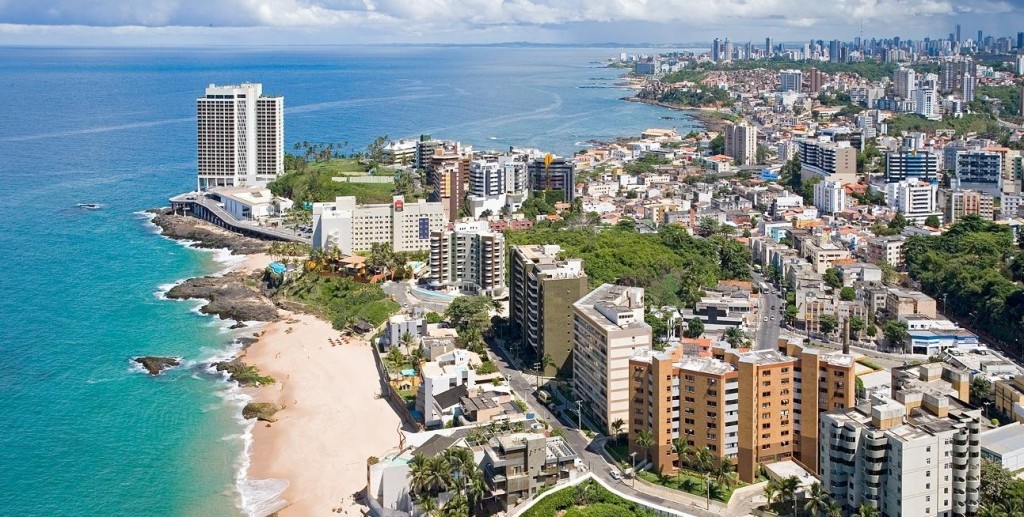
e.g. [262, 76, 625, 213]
[381, 280, 452, 314]
[752, 273, 783, 350]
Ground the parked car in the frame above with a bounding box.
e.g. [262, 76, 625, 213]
[609, 469, 622, 480]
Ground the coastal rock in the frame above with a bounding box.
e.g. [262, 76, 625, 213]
[148, 208, 270, 255]
[211, 359, 275, 387]
[242, 402, 280, 422]
[229, 321, 247, 329]
[133, 356, 181, 376]
[166, 274, 279, 322]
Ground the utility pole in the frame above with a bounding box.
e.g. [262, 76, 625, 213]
[842, 316, 851, 355]
[630, 452, 638, 488]
[576, 400, 583, 430]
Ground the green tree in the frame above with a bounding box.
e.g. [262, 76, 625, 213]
[612, 418, 626, 446]
[823, 267, 842, 288]
[883, 320, 909, 348]
[673, 439, 693, 482]
[850, 316, 866, 336]
[819, 314, 839, 336]
[839, 286, 856, 301]
[784, 305, 799, 325]
[853, 503, 880, 517]
[866, 324, 878, 338]
[685, 318, 705, 338]
[634, 429, 655, 463]
[803, 481, 831, 517]
[709, 135, 726, 155]
[925, 214, 942, 228]
[724, 326, 746, 348]
[972, 377, 993, 404]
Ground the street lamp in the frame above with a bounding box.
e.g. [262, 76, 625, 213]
[705, 472, 712, 510]
[630, 451, 638, 488]
[575, 400, 583, 431]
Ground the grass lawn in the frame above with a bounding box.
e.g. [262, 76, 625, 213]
[521, 479, 658, 517]
[307, 157, 368, 176]
[397, 389, 417, 403]
[637, 469, 740, 503]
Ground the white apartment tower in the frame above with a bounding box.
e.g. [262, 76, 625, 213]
[429, 221, 506, 298]
[820, 394, 982, 517]
[813, 180, 848, 215]
[572, 284, 651, 435]
[885, 180, 941, 225]
[196, 83, 283, 190]
[725, 122, 758, 166]
[779, 70, 803, 92]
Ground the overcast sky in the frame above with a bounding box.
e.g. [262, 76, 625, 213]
[0, 0, 1020, 46]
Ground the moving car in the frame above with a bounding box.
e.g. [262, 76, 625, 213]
[609, 469, 622, 480]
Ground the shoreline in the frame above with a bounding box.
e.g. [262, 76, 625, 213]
[150, 212, 400, 517]
[621, 96, 731, 132]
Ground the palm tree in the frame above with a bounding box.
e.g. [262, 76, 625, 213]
[779, 475, 801, 516]
[441, 492, 470, 517]
[538, 353, 553, 383]
[852, 503, 879, 517]
[715, 457, 737, 489]
[635, 429, 655, 464]
[673, 439, 693, 481]
[694, 446, 715, 475]
[825, 500, 842, 517]
[415, 493, 439, 517]
[763, 479, 780, 511]
[612, 418, 626, 446]
[409, 454, 430, 493]
[803, 482, 830, 517]
[724, 326, 745, 348]
[1000, 500, 1024, 515]
[461, 463, 487, 512]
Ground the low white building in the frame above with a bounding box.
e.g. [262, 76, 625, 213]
[980, 422, 1024, 471]
[311, 195, 446, 253]
[416, 349, 481, 428]
[885, 180, 941, 225]
[210, 186, 293, 221]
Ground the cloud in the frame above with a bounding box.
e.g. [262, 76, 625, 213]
[0, 0, 1018, 43]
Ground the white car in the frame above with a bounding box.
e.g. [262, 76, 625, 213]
[609, 469, 622, 480]
[763, 317, 769, 322]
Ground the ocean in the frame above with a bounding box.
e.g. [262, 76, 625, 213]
[0, 45, 697, 516]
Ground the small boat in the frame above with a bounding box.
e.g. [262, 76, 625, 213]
[76, 203, 101, 210]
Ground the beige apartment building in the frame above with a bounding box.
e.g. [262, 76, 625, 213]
[886, 288, 938, 320]
[994, 376, 1024, 424]
[628, 338, 859, 483]
[573, 284, 651, 435]
[311, 195, 446, 253]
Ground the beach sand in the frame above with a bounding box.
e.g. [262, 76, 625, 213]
[243, 311, 401, 516]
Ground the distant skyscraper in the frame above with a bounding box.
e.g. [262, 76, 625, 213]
[978, 30, 983, 44]
[196, 83, 283, 190]
[766, 37, 773, 57]
[955, 24, 962, 44]
[1018, 32, 1024, 50]
[723, 38, 733, 62]
[829, 39, 841, 63]
[712, 37, 721, 62]
[963, 73, 976, 103]
[807, 68, 822, 93]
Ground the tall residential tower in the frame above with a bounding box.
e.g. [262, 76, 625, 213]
[196, 83, 283, 190]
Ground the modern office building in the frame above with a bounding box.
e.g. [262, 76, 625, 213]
[196, 83, 283, 190]
[914, 82, 940, 120]
[509, 245, 588, 378]
[573, 285, 651, 435]
[429, 221, 506, 298]
[885, 151, 940, 183]
[725, 123, 758, 166]
[528, 156, 575, 203]
[779, 70, 803, 92]
[628, 339, 859, 483]
[311, 195, 446, 253]
[796, 139, 858, 184]
[956, 150, 1003, 185]
[884, 181, 941, 225]
[819, 393, 982, 517]
[813, 180, 848, 215]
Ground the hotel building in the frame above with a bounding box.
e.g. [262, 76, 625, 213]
[196, 83, 283, 190]
[509, 245, 588, 377]
[311, 195, 446, 253]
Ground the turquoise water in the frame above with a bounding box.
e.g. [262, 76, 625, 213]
[0, 46, 697, 515]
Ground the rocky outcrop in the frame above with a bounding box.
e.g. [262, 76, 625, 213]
[148, 208, 270, 254]
[165, 274, 278, 322]
[242, 402, 280, 422]
[211, 359, 275, 387]
[133, 356, 181, 375]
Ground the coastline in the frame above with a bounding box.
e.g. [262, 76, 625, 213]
[151, 212, 400, 517]
[621, 96, 731, 132]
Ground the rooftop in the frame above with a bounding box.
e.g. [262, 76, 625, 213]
[981, 423, 1024, 456]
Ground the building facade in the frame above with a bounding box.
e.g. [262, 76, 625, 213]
[429, 221, 506, 297]
[573, 285, 651, 435]
[197, 83, 283, 190]
[725, 123, 758, 166]
[885, 151, 940, 183]
[885, 181, 941, 225]
[796, 139, 858, 184]
[311, 195, 446, 253]
[528, 157, 576, 203]
[509, 245, 588, 378]
[813, 180, 848, 214]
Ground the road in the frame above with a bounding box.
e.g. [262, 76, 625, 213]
[752, 272, 783, 350]
[486, 336, 757, 517]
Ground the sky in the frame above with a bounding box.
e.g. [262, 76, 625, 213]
[0, 0, 1021, 46]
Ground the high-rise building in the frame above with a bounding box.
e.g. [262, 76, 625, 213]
[429, 220, 506, 297]
[820, 393, 982, 517]
[765, 37, 773, 57]
[885, 180, 941, 225]
[813, 180, 848, 214]
[962, 73, 976, 103]
[725, 122, 758, 165]
[893, 68, 916, 99]
[428, 144, 470, 222]
[527, 156, 575, 203]
[942, 189, 994, 224]
[807, 68, 822, 93]
[884, 151, 940, 183]
[779, 69, 803, 92]
[723, 39, 733, 63]
[509, 245, 588, 378]
[573, 284, 650, 435]
[196, 83, 283, 190]
[795, 139, 858, 184]
[956, 150, 1003, 185]
[829, 40, 841, 63]
[467, 155, 529, 217]
[628, 338, 859, 483]
[1017, 31, 1024, 50]
[311, 195, 446, 253]
[956, 24, 962, 44]
[712, 38, 721, 62]
[914, 84, 939, 120]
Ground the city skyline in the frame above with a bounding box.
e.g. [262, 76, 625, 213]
[0, 0, 1020, 46]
